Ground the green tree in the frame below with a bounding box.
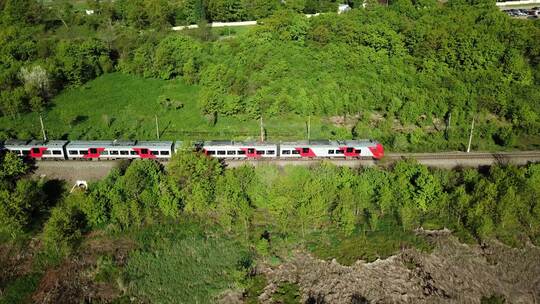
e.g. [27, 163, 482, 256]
[42, 196, 87, 254]
[153, 35, 202, 80]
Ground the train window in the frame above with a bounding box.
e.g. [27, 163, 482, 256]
[15, 150, 22, 155]
[237, 150, 246, 155]
[267, 150, 275, 155]
[356, 149, 361, 154]
[346, 147, 354, 153]
[69, 150, 78, 155]
[292, 150, 300, 155]
[53, 150, 62, 155]
[160, 151, 170, 155]
[151, 151, 159, 155]
[282, 150, 290, 155]
[80, 150, 88, 155]
[110, 150, 119, 155]
[247, 148, 255, 154]
[256, 150, 265, 155]
[43, 150, 51, 155]
[141, 149, 148, 154]
[130, 151, 137, 155]
[302, 148, 309, 153]
[22, 150, 29, 155]
[120, 151, 128, 155]
[32, 148, 40, 153]
[207, 150, 215, 155]
[336, 150, 344, 154]
[328, 150, 335, 154]
[90, 148, 97, 154]
[217, 151, 226, 155]
[227, 151, 236, 155]
[100, 150, 109, 155]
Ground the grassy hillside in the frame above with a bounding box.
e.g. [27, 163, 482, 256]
[1, 72, 539, 151]
[0, 73, 345, 142]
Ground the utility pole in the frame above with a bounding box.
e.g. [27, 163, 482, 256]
[260, 116, 264, 142]
[155, 115, 160, 140]
[307, 115, 311, 143]
[467, 116, 475, 153]
[446, 112, 452, 140]
[39, 114, 47, 141]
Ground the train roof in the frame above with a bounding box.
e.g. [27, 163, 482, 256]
[281, 140, 332, 146]
[202, 141, 278, 147]
[4, 139, 68, 149]
[29, 140, 68, 147]
[280, 140, 376, 146]
[135, 141, 173, 147]
[4, 139, 30, 146]
[67, 140, 173, 149]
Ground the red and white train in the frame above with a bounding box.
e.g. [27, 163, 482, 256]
[0, 139, 384, 160]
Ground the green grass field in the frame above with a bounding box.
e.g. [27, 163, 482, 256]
[0, 73, 338, 142]
[124, 220, 250, 303]
[306, 227, 433, 265]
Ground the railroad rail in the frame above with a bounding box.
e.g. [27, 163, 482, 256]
[33, 151, 540, 183]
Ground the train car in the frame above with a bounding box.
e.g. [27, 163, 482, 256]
[135, 141, 174, 159]
[3, 139, 68, 159]
[280, 140, 384, 159]
[66, 140, 173, 160]
[200, 141, 278, 159]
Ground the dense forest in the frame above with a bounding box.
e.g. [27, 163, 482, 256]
[1, 0, 540, 150]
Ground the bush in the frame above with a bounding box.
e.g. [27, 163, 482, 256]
[42, 199, 88, 255]
[493, 126, 515, 147]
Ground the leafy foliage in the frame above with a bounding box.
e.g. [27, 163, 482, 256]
[42, 192, 88, 255]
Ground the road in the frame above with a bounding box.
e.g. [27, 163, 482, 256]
[32, 151, 540, 183]
[171, 14, 319, 31]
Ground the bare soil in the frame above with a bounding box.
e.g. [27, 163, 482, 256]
[32, 160, 122, 184]
[0, 239, 39, 291]
[31, 232, 136, 304]
[257, 233, 540, 303]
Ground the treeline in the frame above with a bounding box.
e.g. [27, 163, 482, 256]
[0, 1, 113, 118]
[0, 0, 339, 119]
[6, 152, 534, 258]
[2, 0, 540, 150]
[190, 3, 540, 149]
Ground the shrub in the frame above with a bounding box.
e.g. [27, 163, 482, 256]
[493, 126, 515, 147]
[42, 199, 88, 255]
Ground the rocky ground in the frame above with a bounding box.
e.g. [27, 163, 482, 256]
[257, 231, 540, 304]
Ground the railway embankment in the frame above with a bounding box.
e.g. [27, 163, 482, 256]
[32, 151, 540, 183]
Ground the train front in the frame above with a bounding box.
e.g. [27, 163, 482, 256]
[368, 142, 385, 160]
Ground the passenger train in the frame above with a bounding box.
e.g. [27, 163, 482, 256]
[0, 139, 384, 160]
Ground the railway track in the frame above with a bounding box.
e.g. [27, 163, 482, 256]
[387, 151, 540, 160]
[33, 151, 540, 182]
[223, 151, 540, 168]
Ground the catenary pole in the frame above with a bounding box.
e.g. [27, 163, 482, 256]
[155, 115, 160, 140]
[39, 114, 47, 141]
[467, 116, 475, 153]
[307, 115, 311, 143]
[260, 116, 264, 142]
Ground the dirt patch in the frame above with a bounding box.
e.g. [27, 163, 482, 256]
[327, 114, 361, 129]
[31, 233, 136, 304]
[0, 239, 39, 290]
[257, 234, 540, 303]
[33, 161, 123, 184]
